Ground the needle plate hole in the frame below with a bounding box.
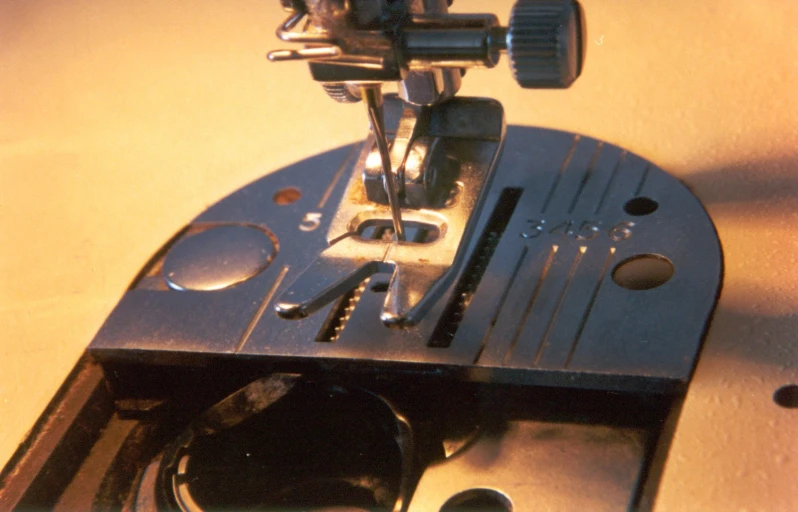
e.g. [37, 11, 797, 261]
[773, 385, 798, 408]
[359, 220, 440, 243]
[440, 488, 513, 512]
[612, 254, 673, 291]
[624, 197, 658, 216]
[273, 187, 301, 205]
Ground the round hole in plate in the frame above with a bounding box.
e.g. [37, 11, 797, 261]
[612, 254, 674, 291]
[624, 197, 659, 216]
[440, 488, 513, 512]
[773, 385, 798, 408]
[273, 187, 301, 205]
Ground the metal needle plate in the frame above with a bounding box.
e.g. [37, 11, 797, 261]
[89, 102, 722, 394]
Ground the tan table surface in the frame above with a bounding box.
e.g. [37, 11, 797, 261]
[2, 0, 796, 509]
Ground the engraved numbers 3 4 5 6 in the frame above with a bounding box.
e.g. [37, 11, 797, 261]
[522, 220, 634, 241]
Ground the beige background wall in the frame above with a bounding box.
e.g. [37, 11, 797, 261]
[1, 0, 796, 509]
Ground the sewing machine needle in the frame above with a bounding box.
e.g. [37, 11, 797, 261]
[361, 85, 406, 242]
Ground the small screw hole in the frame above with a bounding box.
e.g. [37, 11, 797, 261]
[273, 187, 301, 205]
[624, 197, 659, 216]
[612, 254, 674, 291]
[773, 385, 798, 408]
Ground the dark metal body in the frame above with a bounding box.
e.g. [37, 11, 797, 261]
[0, 116, 722, 510]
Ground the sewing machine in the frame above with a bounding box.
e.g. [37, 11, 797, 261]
[1, 0, 795, 510]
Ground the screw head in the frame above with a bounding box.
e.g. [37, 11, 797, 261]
[507, 0, 586, 88]
[163, 225, 275, 291]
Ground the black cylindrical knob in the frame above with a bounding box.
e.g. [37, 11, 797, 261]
[507, 0, 585, 88]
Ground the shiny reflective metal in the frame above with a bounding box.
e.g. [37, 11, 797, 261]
[362, 102, 457, 209]
[268, 0, 585, 326]
[411, 420, 646, 510]
[275, 97, 505, 326]
[398, 68, 462, 107]
[90, 123, 722, 396]
[267, 0, 585, 90]
[61, 125, 722, 510]
[162, 225, 275, 292]
[361, 84, 406, 242]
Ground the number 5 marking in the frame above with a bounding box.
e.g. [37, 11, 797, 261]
[610, 221, 634, 241]
[521, 219, 546, 239]
[575, 221, 600, 240]
[299, 212, 322, 232]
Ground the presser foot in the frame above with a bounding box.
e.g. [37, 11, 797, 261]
[275, 97, 506, 327]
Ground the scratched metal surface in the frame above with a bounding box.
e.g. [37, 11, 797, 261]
[2, 0, 797, 509]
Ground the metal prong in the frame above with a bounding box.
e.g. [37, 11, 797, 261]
[267, 46, 342, 62]
[361, 85, 406, 242]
